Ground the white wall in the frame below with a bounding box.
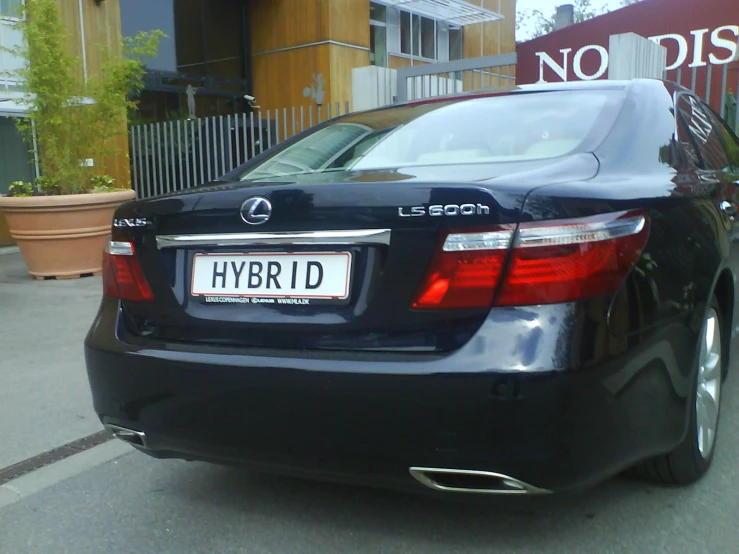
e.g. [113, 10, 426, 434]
[352, 66, 464, 111]
[352, 66, 397, 112]
[608, 33, 668, 80]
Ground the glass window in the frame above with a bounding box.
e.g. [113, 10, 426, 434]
[449, 26, 463, 61]
[698, 100, 739, 171]
[369, 2, 387, 67]
[389, 8, 460, 62]
[239, 124, 373, 181]
[0, 117, 35, 195]
[400, 11, 411, 55]
[436, 22, 449, 62]
[421, 17, 435, 59]
[411, 14, 421, 57]
[236, 90, 625, 182]
[370, 23, 387, 67]
[369, 2, 386, 23]
[0, 19, 23, 75]
[677, 95, 730, 171]
[0, 0, 21, 18]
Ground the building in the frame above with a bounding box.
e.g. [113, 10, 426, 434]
[1, 0, 516, 245]
[0, 0, 34, 199]
[516, 0, 739, 115]
[122, 0, 516, 120]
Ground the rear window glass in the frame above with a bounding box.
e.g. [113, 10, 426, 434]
[239, 89, 623, 182]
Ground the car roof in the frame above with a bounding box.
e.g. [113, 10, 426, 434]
[398, 78, 684, 108]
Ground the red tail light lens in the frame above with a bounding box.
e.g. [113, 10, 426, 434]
[102, 241, 154, 302]
[412, 210, 649, 310]
[497, 210, 649, 306]
[411, 227, 514, 309]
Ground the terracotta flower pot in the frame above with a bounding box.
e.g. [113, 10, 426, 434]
[0, 189, 136, 280]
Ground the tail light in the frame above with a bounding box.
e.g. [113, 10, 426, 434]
[412, 210, 648, 310]
[102, 241, 154, 302]
[412, 228, 514, 309]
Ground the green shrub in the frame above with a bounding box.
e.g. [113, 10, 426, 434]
[2, 0, 163, 195]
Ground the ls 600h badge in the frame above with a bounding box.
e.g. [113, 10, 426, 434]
[398, 204, 490, 218]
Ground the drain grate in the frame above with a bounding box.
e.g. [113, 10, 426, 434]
[0, 430, 114, 486]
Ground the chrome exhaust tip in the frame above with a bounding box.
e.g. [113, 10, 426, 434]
[105, 424, 147, 448]
[409, 467, 551, 495]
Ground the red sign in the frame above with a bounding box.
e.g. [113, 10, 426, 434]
[516, 0, 739, 111]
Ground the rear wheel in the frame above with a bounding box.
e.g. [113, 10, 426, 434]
[631, 297, 724, 485]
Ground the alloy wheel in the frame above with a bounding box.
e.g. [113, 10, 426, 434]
[696, 308, 722, 459]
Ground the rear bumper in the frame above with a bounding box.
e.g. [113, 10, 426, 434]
[84, 298, 696, 494]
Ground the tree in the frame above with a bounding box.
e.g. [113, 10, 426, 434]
[517, 0, 610, 41]
[2, 0, 163, 195]
[620, 0, 645, 5]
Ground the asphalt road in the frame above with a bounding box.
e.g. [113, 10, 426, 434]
[2, 248, 739, 554]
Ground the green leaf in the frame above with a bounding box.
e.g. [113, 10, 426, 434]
[7, 0, 162, 196]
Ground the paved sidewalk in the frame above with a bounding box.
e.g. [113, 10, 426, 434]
[0, 251, 105, 468]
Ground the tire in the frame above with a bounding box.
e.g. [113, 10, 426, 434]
[631, 296, 725, 485]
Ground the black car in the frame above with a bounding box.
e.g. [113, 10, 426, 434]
[85, 79, 739, 496]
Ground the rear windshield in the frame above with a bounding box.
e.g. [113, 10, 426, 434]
[238, 89, 624, 182]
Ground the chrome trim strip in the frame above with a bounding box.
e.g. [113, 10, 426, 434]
[409, 467, 552, 495]
[156, 229, 392, 249]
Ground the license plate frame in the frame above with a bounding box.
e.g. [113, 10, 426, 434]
[190, 251, 353, 306]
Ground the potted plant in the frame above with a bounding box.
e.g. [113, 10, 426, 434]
[0, 0, 162, 279]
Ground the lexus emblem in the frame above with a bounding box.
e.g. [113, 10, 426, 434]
[240, 196, 272, 225]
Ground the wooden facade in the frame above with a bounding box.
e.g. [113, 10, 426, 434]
[251, 0, 516, 112]
[251, 0, 370, 112]
[463, 0, 517, 59]
[71, 0, 131, 190]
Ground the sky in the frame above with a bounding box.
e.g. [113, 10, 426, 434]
[515, 0, 625, 41]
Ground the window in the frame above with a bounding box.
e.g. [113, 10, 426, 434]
[386, 5, 461, 62]
[0, 117, 34, 196]
[677, 95, 730, 171]
[421, 17, 435, 59]
[352, 91, 617, 169]
[370, 3, 388, 67]
[239, 124, 372, 181]
[236, 90, 625, 182]
[400, 11, 411, 55]
[401, 14, 434, 58]
[698, 101, 739, 172]
[449, 26, 463, 61]
[0, 0, 21, 18]
[370, 24, 388, 67]
[370, 2, 386, 23]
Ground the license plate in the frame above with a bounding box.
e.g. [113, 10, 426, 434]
[191, 252, 352, 303]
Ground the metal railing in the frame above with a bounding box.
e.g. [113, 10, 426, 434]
[396, 52, 517, 103]
[129, 102, 351, 198]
